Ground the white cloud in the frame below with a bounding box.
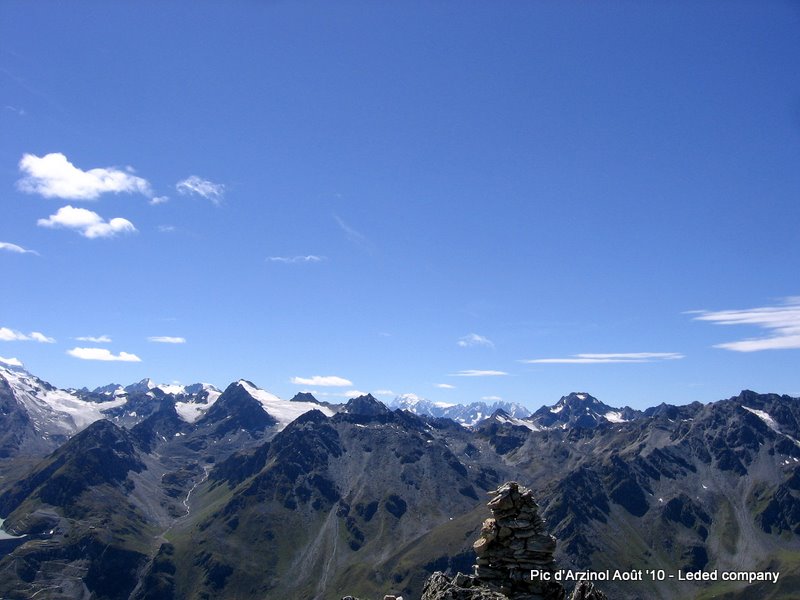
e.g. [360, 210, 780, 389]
[291, 375, 353, 387]
[372, 389, 395, 397]
[158, 225, 177, 233]
[176, 176, 224, 205]
[150, 196, 169, 205]
[0, 327, 55, 343]
[458, 333, 494, 348]
[76, 335, 112, 343]
[148, 336, 186, 344]
[38, 205, 136, 239]
[450, 369, 508, 377]
[67, 347, 141, 362]
[0, 356, 23, 367]
[522, 352, 684, 364]
[267, 255, 326, 264]
[692, 298, 800, 352]
[0, 242, 38, 255]
[29, 332, 55, 343]
[344, 389, 369, 397]
[435, 383, 456, 389]
[17, 152, 151, 200]
[482, 395, 502, 401]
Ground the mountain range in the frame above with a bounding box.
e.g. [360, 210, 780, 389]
[1, 362, 799, 599]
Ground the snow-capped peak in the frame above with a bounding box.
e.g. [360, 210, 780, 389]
[531, 392, 640, 429]
[0, 363, 127, 434]
[236, 379, 334, 429]
[155, 383, 186, 395]
[0, 356, 25, 371]
[393, 393, 456, 410]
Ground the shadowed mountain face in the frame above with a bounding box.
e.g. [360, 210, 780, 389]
[170, 406, 504, 599]
[0, 420, 155, 599]
[196, 381, 278, 436]
[0, 372, 799, 600]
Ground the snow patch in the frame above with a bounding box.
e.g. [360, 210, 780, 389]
[494, 412, 540, 431]
[743, 406, 800, 447]
[175, 389, 222, 423]
[604, 411, 628, 423]
[238, 380, 334, 429]
[156, 383, 185, 395]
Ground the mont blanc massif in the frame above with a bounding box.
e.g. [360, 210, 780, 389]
[1, 360, 798, 600]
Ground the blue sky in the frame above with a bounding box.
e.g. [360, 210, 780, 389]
[1, 1, 799, 410]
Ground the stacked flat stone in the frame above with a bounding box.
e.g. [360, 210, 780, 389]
[472, 482, 565, 600]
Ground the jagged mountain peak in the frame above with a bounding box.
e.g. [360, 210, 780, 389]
[290, 391, 319, 403]
[123, 378, 156, 394]
[529, 392, 641, 429]
[183, 382, 220, 394]
[92, 382, 125, 395]
[342, 393, 390, 416]
[206, 379, 335, 430]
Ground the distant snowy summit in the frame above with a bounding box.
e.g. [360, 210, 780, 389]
[387, 392, 531, 426]
[527, 391, 642, 429]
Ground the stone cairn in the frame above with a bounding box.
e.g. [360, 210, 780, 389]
[348, 482, 608, 600]
[472, 481, 565, 600]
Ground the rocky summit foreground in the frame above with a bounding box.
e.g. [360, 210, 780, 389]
[346, 482, 608, 600]
[421, 482, 608, 600]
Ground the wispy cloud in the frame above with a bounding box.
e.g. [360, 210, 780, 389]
[0, 327, 55, 343]
[148, 336, 186, 344]
[17, 152, 152, 200]
[176, 176, 224, 205]
[450, 369, 508, 377]
[482, 395, 502, 401]
[435, 383, 456, 389]
[691, 298, 800, 352]
[67, 347, 141, 362]
[0, 241, 38, 255]
[334, 215, 372, 250]
[372, 389, 394, 397]
[157, 225, 177, 233]
[0, 356, 23, 367]
[150, 196, 169, 205]
[458, 333, 494, 348]
[267, 255, 326, 264]
[38, 205, 136, 239]
[291, 375, 353, 387]
[4, 105, 27, 117]
[76, 335, 112, 343]
[521, 352, 684, 364]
